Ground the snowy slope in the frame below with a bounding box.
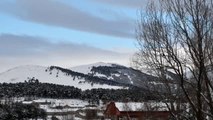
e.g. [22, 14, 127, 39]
[0, 62, 162, 90]
[70, 62, 158, 87]
[70, 62, 112, 74]
[0, 65, 124, 90]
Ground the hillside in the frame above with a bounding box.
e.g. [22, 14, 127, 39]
[0, 65, 124, 90]
[70, 62, 158, 87]
[0, 62, 161, 90]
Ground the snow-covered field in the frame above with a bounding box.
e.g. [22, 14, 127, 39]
[20, 98, 104, 120]
[0, 97, 171, 120]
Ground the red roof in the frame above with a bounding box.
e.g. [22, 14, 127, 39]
[104, 101, 170, 120]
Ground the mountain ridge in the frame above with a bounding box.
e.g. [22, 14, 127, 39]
[0, 62, 158, 90]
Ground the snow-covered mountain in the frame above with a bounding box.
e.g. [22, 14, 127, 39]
[70, 62, 158, 87]
[0, 62, 159, 90]
[0, 65, 124, 90]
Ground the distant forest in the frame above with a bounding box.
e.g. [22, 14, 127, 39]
[0, 80, 157, 102]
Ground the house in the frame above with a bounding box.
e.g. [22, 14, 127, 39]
[104, 101, 170, 120]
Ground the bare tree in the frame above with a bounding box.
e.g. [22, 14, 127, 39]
[134, 0, 213, 119]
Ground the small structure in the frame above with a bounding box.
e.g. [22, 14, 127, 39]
[105, 102, 120, 119]
[104, 101, 170, 120]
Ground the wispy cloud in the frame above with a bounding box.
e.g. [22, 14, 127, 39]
[0, 34, 132, 72]
[0, 0, 134, 38]
[91, 0, 149, 9]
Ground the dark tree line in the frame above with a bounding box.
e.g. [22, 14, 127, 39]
[0, 81, 81, 99]
[0, 81, 157, 102]
[82, 88, 158, 103]
[0, 102, 46, 120]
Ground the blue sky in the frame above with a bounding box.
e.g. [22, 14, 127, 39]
[0, 0, 148, 72]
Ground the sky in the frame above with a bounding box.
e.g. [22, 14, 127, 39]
[0, 0, 148, 72]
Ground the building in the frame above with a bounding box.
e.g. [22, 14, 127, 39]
[104, 101, 170, 120]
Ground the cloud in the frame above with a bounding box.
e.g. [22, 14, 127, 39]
[91, 0, 149, 9]
[0, 34, 133, 72]
[0, 35, 49, 56]
[0, 0, 134, 38]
